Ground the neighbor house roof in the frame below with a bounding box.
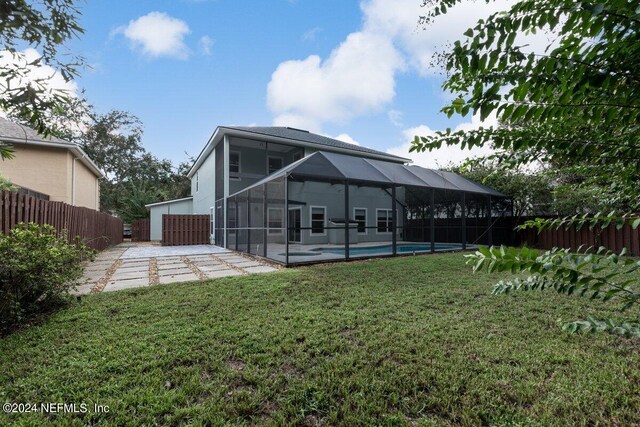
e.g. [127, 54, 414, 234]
[187, 126, 411, 178]
[0, 117, 105, 178]
[230, 151, 507, 198]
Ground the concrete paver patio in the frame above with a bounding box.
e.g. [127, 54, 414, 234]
[75, 242, 279, 295]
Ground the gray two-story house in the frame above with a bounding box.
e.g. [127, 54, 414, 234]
[147, 126, 510, 265]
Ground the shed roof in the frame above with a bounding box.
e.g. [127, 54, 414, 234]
[230, 151, 507, 197]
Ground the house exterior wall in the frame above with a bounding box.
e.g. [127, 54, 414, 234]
[286, 181, 404, 245]
[73, 158, 100, 210]
[226, 136, 304, 195]
[191, 149, 216, 215]
[0, 144, 103, 209]
[149, 199, 193, 241]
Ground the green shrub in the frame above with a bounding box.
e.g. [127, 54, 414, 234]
[0, 223, 95, 334]
[0, 174, 17, 191]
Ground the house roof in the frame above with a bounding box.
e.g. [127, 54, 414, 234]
[0, 117, 105, 178]
[230, 151, 507, 198]
[225, 126, 409, 162]
[187, 125, 411, 178]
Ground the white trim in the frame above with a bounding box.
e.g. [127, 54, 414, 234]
[267, 207, 284, 235]
[267, 154, 284, 175]
[288, 206, 302, 243]
[353, 207, 367, 235]
[309, 205, 327, 236]
[376, 208, 393, 235]
[229, 150, 241, 181]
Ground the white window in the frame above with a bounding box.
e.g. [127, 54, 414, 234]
[267, 207, 283, 235]
[267, 156, 283, 174]
[310, 206, 326, 235]
[229, 151, 240, 180]
[353, 208, 367, 234]
[376, 209, 394, 234]
[196, 172, 199, 193]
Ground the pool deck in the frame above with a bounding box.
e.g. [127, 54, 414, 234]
[263, 241, 474, 264]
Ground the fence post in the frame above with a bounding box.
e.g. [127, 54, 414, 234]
[344, 181, 350, 261]
[430, 189, 435, 253]
[391, 186, 397, 256]
[487, 195, 493, 246]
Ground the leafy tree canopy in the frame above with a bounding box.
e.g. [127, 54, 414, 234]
[0, 0, 84, 158]
[64, 108, 192, 222]
[415, 0, 640, 336]
[414, 0, 640, 205]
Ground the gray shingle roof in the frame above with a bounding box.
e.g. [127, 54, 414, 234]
[0, 117, 105, 177]
[222, 126, 409, 163]
[0, 117, 68, 145]
[230, 151, 507, 197]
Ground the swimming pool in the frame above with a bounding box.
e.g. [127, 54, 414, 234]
[310, 243, 462, 256]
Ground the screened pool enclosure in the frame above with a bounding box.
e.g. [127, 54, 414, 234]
[222, 152, 513, 266]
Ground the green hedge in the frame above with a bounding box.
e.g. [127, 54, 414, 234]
[0, 223, 94, 334]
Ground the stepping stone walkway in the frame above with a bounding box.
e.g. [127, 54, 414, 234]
[75, 243, 279, 295]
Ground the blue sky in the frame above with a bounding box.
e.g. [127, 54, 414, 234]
[64, 0, 508, 168]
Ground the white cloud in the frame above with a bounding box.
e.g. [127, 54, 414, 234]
[116, 12, 191, 59]
[388, 109, 403, 127]
[362, 0, 514, 76]
[272, 113, 322, 133]
[267, 0, 515, 131]
[302, 27, 323, 42]
[0, 48, 79, 102]
[387, 113, 497, 168]
[199, 35, 214, 55]
[334, 133, 360, 146]
[268, 31, 404, 129]
[267, 0, 557, 133]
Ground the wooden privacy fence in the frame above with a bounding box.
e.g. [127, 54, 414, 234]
[162, 214, 210, 246]
[132, 218, 150, 242]
[0, 190, 123, 251]
[519, 220, 640, 256]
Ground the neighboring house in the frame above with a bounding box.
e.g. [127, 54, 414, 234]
[0, 117, 104, 209]
[147, 126, 509, 264]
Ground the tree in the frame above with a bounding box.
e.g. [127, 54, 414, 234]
[414, 0, 640, 336]
[67, 109, 192, 220]
[446, 161, 554, 219]
[0, 0, 85, 159]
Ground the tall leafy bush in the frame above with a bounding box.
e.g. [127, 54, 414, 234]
[0, 223, 94, 334]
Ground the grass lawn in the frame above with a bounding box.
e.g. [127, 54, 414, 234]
[1, 253, 639, 426]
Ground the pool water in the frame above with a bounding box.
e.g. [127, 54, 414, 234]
[311, 243, 462, 256]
